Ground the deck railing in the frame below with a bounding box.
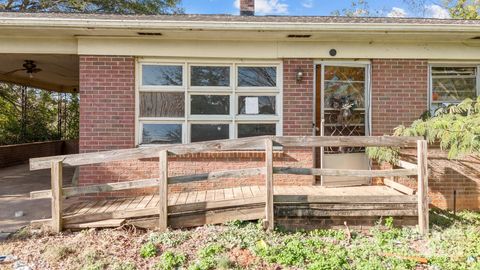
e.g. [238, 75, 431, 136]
[29, 136, 428, 235]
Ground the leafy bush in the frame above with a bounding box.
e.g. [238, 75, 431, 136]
[367, 97, 480, 163]
[139, 242, 158, 258]
[155, 251, 186, 270]
[188, 244, 227, 270]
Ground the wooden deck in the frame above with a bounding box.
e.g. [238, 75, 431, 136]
[55, 185, 415, 230]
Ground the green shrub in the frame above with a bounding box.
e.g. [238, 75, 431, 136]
[154, 251, 186, 270]
[188, 244, 226, 270]
[140, 242, 158, 258]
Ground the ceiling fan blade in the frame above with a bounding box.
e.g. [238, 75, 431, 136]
[2, 68, 26, 76]
[31, 68, 42, 73]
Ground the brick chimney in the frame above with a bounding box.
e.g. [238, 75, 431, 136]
[240, 0, 255, 16]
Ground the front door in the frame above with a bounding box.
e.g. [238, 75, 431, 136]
[315, 63, 370, 187]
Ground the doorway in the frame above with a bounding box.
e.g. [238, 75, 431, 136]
[314, 62, 371, 187]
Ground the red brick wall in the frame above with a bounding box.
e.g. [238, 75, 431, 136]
[371, 59, 428, 135]
[78, 56, 136, 185]
[283, 59, 314, 136]
[78, 56, 480, 211]
[370, 59, 480, 210]
[78, 57, 315, 194]
[390, 149, 480, 211]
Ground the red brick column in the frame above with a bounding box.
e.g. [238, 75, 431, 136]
[281, 59, 315, 184]
[283, 59, 314, 136]
[79, 56, 135, 186]
[371, 59, 428, 135]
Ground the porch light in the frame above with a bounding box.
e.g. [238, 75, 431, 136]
[296, 68, 304, 82]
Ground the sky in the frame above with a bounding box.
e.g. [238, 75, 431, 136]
[181, 0, 452, 18]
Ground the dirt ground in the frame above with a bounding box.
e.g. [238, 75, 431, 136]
[0, 164, 76, 233]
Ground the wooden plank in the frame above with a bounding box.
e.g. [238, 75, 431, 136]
[31, 178, 158, 199]
[274, 136, 422, 148]
[51, 160, 63, 233]
[33, 170, 269, 199]
[159, 150, 168, 232]
[127, 196, 145, 210]
[175, 192, 188, 205]
[384, 178, 415, 195]
[196, 190, 207, 203]
[232, 187, 243, 199]
[265, 139, 274, 231]
[72, 201, 98, 216]
[65, 219, 125, 229]
[273, 167, 417, 177]
[129, 206, 265, 230]
[116, 198, 135, 211]
[276, 207, 418, 217]
[30, 136, 269, 170]
[30, 136, 421, 170]
[241, 186, 254, 198]
[224, 189, 234, 200]
[397, 160, 418, 170]
[60, 196, 265, 225]
[168, 167, 265, 185]
[137, 195, 154, 210]
[417, 140, 429, 235]
[274, 195, 418, 204]
[214, 189, 224, 201]
[186, 192, 198, 204]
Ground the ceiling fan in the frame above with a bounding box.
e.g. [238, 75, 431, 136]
[3, 60, 42, 78]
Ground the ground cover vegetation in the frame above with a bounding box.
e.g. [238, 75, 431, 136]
[1, 210, 479, 269]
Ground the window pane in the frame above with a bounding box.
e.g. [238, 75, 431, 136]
[191, 124, 229, 142]
[238, 124, 276, 138]
[238, 96, 276, 115]
[324, 66, 365, 81]
[324, 82, 365, 108]
[142, 65, 183, 86]
[191, 95, 230, 115]
[140, 92, 185, 117]
[191, 66, 230, 86]
[142, 124, 182, 144]
[238, 67, 277, 87]
[431, 67, 477, 102]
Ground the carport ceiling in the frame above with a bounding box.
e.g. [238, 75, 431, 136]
[0, 54, 78, 93]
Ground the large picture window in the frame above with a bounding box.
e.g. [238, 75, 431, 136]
[430, 65, 479, 113]
[138, 61, 281, 145]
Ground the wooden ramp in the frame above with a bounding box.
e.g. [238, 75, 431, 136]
[29, 136, 428, 234]
[52, 185, 416, 230]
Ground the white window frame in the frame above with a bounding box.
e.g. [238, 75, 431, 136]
[428, 63, 480, 113]
[136, 59, 283, 146]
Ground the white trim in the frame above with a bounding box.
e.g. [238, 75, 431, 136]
[136, 58, 283, 146]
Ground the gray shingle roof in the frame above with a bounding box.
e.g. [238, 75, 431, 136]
[1, 12, 480, 25]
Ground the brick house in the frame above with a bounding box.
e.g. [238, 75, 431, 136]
[1, 1, 479, 210]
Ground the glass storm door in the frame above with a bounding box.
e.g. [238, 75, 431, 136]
[315, 64, 370, 187]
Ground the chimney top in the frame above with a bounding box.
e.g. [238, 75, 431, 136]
[240, 0, 255, 16]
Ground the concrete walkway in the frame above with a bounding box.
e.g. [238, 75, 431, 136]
[0, 164, 75, 233]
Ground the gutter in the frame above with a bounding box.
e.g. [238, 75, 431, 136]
[1, 17, 480, 33]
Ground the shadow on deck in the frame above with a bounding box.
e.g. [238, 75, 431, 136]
[38, 185, 418, 230]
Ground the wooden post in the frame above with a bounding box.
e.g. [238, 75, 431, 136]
[417, 140, 429, 235]
[51, 160, 63, 233]
[265, 139, 274, 231]
[159, 150, 168, 232]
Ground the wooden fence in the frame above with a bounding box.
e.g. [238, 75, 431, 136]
[29, 136, 428, 235]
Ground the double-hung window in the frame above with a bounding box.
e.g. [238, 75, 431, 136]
[430, 65, 480, 114]
[138, 61, 282, 145]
